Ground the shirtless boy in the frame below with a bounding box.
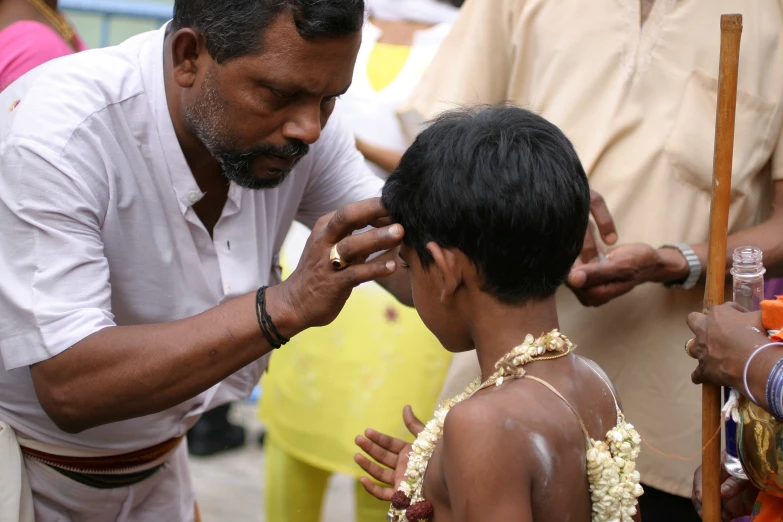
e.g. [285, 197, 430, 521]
[355, 106, 644, 522]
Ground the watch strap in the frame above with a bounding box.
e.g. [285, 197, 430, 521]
[661, 243, 702, 290]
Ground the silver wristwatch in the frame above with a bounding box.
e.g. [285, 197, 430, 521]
[661, 243, 702, 290]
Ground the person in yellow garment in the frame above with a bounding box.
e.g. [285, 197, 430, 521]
[259, 1, 462, 521]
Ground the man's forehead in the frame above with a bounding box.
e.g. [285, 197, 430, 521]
[258, 10, 361, 62]
[234, 12, 361, 94]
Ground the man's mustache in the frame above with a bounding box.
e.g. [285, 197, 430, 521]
[222, 141, 310, 164]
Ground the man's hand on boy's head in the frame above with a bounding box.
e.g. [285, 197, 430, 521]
[281, 197, 405, 330]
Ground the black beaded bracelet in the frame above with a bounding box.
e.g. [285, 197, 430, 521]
[255, 286, 289, 349]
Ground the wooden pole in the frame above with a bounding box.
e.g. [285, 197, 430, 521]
[701, 14, 742, 522]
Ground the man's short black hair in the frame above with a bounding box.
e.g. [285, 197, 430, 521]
[172, 0, 365, 64]
[382, 106, 590, 304]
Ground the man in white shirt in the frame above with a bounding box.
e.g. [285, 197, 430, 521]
[0, 1, 412, 520]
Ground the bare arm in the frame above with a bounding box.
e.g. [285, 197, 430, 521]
[31, 290, 279, 433]
[31, 199, 403, 433]
[440, 404, 534, 522]
[355, 138, 403, 175]
[688, 180, 783, 279]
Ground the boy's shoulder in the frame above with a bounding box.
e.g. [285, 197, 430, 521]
[432, 392, 539, 513]
[443, 376, 587, 453]
[431, 380, 591, 514]
[441, 391, 546, 467]
[441, 357, 619, 472]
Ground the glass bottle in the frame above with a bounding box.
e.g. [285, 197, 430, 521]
[731, 246, 766, 311]
[725, 246, 766, 479]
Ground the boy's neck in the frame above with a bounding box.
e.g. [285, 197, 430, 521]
[469, 294, 561, 382]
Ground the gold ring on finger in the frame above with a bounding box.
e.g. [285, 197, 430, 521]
[685, 338, 697, 359]
[329, 245, 349, 270]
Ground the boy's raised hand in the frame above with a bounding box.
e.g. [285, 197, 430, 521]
[354, 405, 425, 501]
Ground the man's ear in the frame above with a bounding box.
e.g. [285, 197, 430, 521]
[426, 242, 462, 304]
[170, 29, 206, 89]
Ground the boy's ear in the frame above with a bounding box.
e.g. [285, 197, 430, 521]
[425, 242, 462, 304]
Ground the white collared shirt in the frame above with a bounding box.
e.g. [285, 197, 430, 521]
[0, 25, 382, 452]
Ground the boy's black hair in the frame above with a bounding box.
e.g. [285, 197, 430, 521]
[382, 105, 590, 304]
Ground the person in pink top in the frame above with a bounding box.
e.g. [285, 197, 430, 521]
[0, 0, 87, 92]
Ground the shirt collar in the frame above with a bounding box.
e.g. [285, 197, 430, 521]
[141, 22, 205, 214]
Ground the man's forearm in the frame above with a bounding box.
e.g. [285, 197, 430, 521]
[655, 220, 783, 285]
[356, 139, 403, 174]
[691, 212, 783, 280]
[656, 181, 783, 283]
[31, 286, 300, 433]
[29, 197, 405, 434]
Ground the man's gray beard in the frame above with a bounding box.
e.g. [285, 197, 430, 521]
[183, 77, 303, 190]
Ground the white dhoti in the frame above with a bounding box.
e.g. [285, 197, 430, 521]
[25, 441, 197, 522]
[1, 421, 198, 522]
[0, 422, 34, 522]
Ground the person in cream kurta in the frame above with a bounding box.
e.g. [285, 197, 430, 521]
[400, 0, 783, 519]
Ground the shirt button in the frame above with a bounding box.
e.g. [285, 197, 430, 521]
[196, 238, 205, 249]
[187, 191, 200, 203]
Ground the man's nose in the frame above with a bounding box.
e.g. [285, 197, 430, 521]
[282, 105, 322, 145]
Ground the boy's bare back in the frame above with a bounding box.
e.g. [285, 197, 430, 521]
[419, 355, 625, 521]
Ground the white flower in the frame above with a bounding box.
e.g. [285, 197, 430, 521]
[585, 419, 642, 522]
[586, 447, 600, 460]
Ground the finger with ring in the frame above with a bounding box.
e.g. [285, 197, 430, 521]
[328, 225, 403, 269]
[330, 245, 349, 270]
[685, 338, 697, 358]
